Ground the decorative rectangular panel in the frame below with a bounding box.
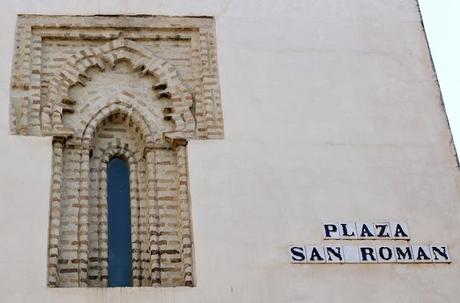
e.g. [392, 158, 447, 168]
[10, 15, 224, 139]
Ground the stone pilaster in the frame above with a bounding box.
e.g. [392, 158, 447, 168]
[176, 144, 194, 286]
[48, 139, 64, 287]
[129, 161, 141, 287]
[77, 146, 90, 286]
[98, 163, 108, 287]
[146, 148, 160, 286]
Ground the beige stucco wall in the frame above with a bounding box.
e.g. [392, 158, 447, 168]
[1, 0, 459, 302]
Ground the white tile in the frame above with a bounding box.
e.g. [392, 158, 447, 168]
[394, 246, 415, 263]
[374, 222, 391, 239]
[376, 246, 396, 263]
[359, 246, 378, 263]
[390, 222, 410, 240]
[289, 245, 307, 263]
[306, 245, 326, 263]
[430, 245, 451, 263]
[322, 223, 340, 239]
[355, 222, 376, 239]
[324, 245, 345, 263]
[343, 245, 360, 263]
[338, 222, 357, 239]
[412, 245, 433, 263]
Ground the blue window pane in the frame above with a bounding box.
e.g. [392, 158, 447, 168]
[107, 157, 132, 287]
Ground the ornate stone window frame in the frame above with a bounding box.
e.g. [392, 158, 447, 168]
[9, 15, 224, 288]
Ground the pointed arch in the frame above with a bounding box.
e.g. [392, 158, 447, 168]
[81, 99, 158, 147]
[42, 38, 195, 140]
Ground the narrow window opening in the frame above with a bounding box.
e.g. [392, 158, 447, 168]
[107, 156, 132, 287]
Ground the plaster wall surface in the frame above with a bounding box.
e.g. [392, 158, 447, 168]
[1, 0, 460, 302]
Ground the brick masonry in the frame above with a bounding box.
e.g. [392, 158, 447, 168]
[9, 15, 224, 288]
